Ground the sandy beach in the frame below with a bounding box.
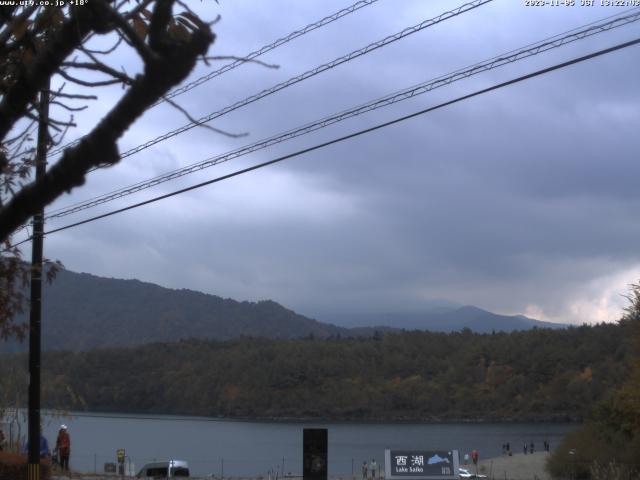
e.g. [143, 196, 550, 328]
[461, 451, 551, 480]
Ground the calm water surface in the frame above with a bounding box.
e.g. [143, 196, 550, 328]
[10, 413, 574, 477]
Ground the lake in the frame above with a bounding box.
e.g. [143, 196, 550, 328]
[4, 412, 575, 477]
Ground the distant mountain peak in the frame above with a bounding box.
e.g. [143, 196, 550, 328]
[2, 268, 567, 354]
[319, 304, 567, 333]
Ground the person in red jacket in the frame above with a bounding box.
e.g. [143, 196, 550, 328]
[56, 425, 71, 471]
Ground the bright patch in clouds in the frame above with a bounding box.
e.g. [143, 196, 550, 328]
[524, 266, 640, 325]
[565, 265, 640, 324]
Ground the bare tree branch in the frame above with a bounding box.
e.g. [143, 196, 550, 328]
[49, 121, 72, 147]
[78, 45, 128, 77]
[105, 4, 157, 64]
[148, 0, 173, 52]
[61, 61, 134, 84]
[81, 35, 123, 55]
[57, 68, 124, 87]
[0, 4, 99, 140]
[50, 100, 88, 112]
[47, 90, 98, 100]
[7, 147, 35, 164]
[3, 119, 36, 145]
[0, 0, 215, 242]
[162, 95, 248, 138]
[47, 115, 75, 128]
[201, 55, 279, 70]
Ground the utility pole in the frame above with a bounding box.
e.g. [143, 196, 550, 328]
[28, 79, 49, 480]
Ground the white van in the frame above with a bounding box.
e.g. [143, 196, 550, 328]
[136, 460, 190, 478]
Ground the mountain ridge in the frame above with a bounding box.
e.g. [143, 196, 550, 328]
[323, 305, 565, 332]
[4, 268, 566, 352]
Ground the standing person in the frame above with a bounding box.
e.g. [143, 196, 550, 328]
[40, 434, 50, 458]
[370, 459, 377, 479]
[56, 425, 71, 472]
[529, 442, 534, 454]
[362, 461, 368, 480]
[523, 443, 527, 455]
[22, 433, 49, 458]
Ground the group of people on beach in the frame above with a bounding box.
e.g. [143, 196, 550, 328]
[462, 450, 479, 465]
[361, 458, 378, 479]
[501, 440, 550, 456]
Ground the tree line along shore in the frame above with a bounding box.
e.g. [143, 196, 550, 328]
[0, 322, 631, 421]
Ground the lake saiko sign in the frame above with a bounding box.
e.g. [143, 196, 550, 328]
[384, 450, 460, 480]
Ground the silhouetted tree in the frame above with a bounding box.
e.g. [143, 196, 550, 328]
[0, 1, 216, 338]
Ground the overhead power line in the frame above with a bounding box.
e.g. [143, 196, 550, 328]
[17, 36, 637, 246]
[97, 0, 494, 162]
[160, 0, 382, 103]
[44, 9, 640, 221]
[46, 0, 383, 158]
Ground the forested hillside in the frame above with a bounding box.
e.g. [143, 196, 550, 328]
[6, 269, 347, 352]
[1, 322, 629, 421]
[4, 269, 565, 353]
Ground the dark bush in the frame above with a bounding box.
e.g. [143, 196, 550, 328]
[546, 423, 640, 479]
[0, 452, 50, 480]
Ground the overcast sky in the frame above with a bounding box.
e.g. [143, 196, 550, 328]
[20, 0, 640, 325]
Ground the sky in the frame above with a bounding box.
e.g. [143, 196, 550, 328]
[15, 0, 640, 325]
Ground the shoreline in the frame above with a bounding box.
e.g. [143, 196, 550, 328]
[49, 453, 554, 480]
[39, 409, 582, 425]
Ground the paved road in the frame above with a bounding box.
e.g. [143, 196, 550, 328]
[52, 453, 552, 480]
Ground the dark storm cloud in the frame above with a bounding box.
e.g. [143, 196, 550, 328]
[42, 0, 640, 325]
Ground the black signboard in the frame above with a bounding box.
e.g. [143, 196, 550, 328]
[384, 450, 459, 480]
[303, 428, 327, 480]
